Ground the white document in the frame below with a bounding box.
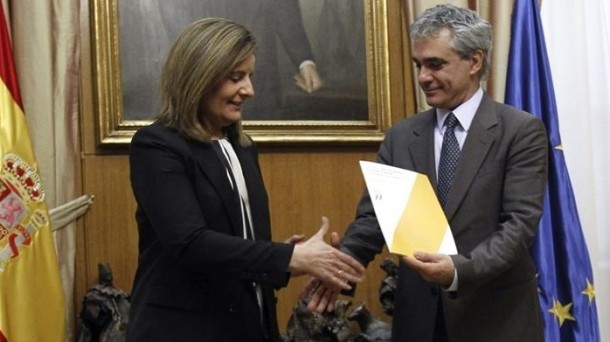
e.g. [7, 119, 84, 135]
[359, 161, 457, 256]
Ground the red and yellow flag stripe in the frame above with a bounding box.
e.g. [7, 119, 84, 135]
[0, 4, 66, 342]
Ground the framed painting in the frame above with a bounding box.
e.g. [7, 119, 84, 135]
[90, 0, 396, 146]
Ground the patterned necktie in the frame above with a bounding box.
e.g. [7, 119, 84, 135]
[437, 113, 460, 207]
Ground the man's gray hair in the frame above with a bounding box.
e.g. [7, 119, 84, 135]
[410, 4, 492, 80]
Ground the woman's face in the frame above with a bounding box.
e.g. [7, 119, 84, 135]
[201, 54, 255, 136]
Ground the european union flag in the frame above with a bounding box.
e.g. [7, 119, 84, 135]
[505, 0, 600, 340]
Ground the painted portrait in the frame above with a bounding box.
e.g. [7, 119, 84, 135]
[118, 0, 368, 122]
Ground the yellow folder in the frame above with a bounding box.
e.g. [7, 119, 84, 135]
[359, 161, 457, 257]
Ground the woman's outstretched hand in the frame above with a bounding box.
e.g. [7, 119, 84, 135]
[288, 217, 365, 290]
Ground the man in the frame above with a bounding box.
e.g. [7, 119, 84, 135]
[306, 4, 548, 342]
[214, 0, 322, 119]
[119, 0, 321, 120]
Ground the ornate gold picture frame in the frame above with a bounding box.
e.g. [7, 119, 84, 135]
[90, 0, 396, 146]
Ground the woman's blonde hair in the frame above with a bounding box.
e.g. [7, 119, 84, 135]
[156, 18, 256, 146]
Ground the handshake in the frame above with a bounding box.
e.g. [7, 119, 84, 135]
[285, 216, 365, 313]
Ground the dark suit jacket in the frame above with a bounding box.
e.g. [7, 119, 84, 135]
[126, 122, 293, 342]
[342, 95, 548, 342]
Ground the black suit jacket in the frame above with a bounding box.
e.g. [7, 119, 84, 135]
[126, 123, 293, 342]
[342, 95, 548, 342]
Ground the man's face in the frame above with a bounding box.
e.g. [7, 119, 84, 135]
[411, 29, 482, 110]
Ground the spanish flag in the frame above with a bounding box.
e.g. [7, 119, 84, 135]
[0, 4, 66, 342]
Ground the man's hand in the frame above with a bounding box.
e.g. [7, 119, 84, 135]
[294, 64, 323, 93]
[401, 251, 455, 286]
[284, 234, 305, 245]
[299, 278, 341, 313]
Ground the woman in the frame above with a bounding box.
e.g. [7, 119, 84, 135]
[126, 18, 363, 342]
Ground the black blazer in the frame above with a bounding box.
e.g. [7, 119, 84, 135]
[126, 122, 293, 342]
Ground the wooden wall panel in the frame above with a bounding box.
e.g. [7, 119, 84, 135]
[76, 155, 138, 315]
[259, 148, 394, 330]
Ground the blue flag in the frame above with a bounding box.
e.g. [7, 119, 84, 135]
[505, 0, 600, 340]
